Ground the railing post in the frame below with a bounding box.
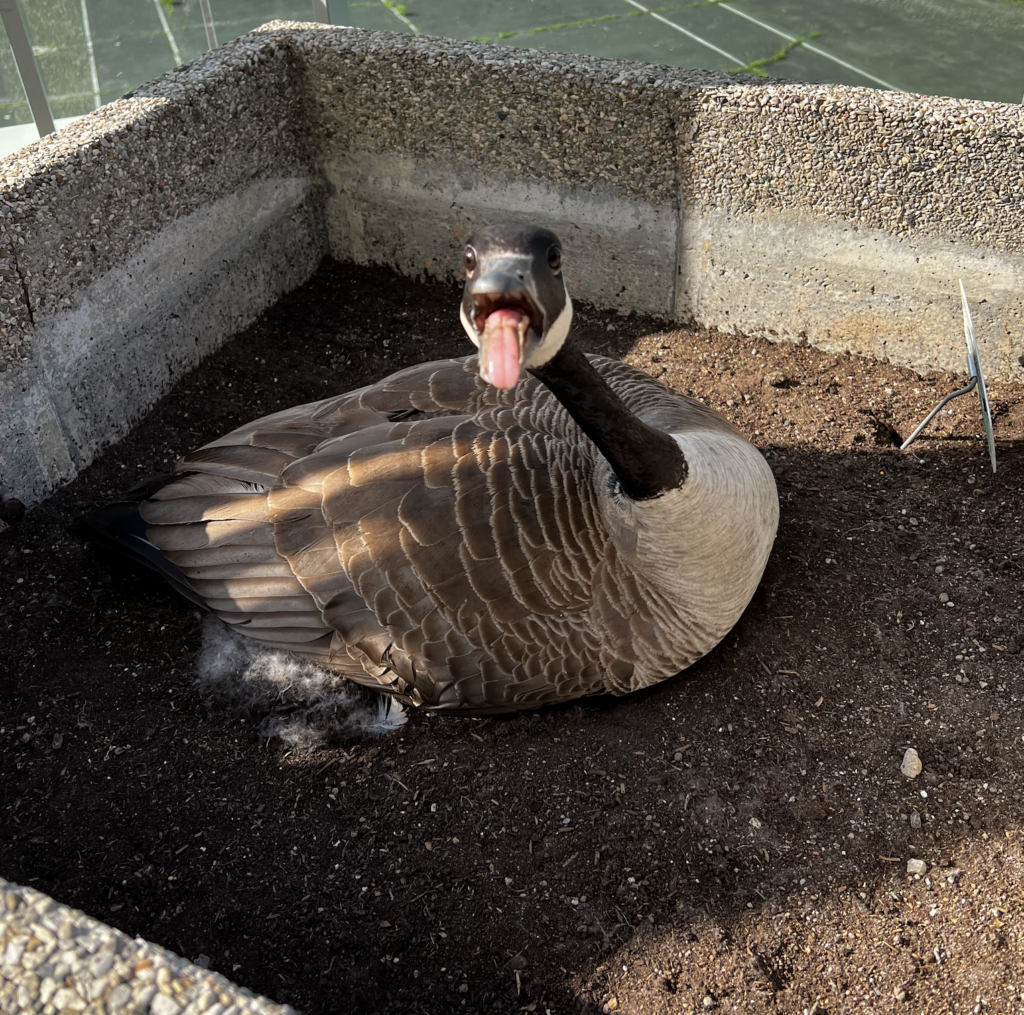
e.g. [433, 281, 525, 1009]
[0, 0, 55, 137]
[311, 0, 330, 22]
[199, 0, 217, 50]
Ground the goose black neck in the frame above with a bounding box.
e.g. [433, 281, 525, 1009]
[530, 341, 687, 501]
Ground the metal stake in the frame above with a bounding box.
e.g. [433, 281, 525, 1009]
[0, 0, 55, 138]
[900, 279, 997, 473]
[311, 0, 331, 22]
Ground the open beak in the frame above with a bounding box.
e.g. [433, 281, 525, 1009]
[467, 267, 544, 390]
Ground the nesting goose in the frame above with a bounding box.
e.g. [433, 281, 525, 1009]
[87, 225, 778, 712]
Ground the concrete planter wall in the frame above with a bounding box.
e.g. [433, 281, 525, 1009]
[1, 23, 1022, 508]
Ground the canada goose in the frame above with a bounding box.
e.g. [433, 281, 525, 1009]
[86, 225, 778, 712]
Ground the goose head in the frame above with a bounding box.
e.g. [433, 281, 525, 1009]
[459, 224, 574, 389]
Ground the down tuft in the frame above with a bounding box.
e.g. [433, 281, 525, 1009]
[196, 617, 407, 745]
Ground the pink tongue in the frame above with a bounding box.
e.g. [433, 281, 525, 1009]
[482, 308, 525, 390]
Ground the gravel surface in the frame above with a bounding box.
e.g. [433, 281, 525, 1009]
[0, 877, 298, 1015]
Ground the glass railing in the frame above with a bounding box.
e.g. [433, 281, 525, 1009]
[3, 0, 1023, 160]
[0, 0, 327, 156]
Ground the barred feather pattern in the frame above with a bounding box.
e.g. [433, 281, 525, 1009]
[141, 355, 777, 712]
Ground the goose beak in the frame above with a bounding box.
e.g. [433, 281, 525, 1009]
[478, 302, 532, 390]
[465, 264, 544, 390]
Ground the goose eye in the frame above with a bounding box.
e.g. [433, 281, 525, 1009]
[464, 247, 477, 273]
[547, 246, 562, 272]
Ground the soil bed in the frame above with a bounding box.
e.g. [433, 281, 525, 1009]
[4, 260, 1024, 1015]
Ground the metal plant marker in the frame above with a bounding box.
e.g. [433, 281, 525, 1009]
[900, 279, 997, 473]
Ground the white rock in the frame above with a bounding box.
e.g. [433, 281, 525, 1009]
[151, 993, 183, 1015]
[907, 858, 927, 875]
[900, 748, 922, 778]
[89, 952, 114, 977]
[135, 985, 157, 1008]
[108, 983, 132, 1010]
[39, 976, 58, 1004]
[2, 936, 28, 966]
[53, 986, 86, 1010]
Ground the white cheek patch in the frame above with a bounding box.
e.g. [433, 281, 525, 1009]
[460, 302, 481, 348]
[527, 291, 573, 368]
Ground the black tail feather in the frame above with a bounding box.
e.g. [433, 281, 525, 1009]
[81, 498, 209, 611]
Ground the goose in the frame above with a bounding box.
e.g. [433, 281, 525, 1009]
[86, 225, 778, 713]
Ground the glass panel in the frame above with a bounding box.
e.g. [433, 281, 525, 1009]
[340, 0, 1024, 103]
[2, 0, 1022, 165]
[0, 11, 36, 128]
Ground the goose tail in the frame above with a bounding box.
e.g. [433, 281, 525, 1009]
[80, 493, 209, 611]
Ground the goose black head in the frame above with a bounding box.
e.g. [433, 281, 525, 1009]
[459, 224, 573, 389]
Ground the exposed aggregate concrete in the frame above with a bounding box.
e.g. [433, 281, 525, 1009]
[0, 878, 299, 1015]
[0, 29, 314, 365]
[684, 84, 1024, 251]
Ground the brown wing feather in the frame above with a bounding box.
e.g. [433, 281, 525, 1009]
[137, 354, 721, 711]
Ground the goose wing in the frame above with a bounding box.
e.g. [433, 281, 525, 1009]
[140, 357, 616, 710]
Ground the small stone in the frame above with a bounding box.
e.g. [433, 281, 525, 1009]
[702, 995, 717, 1010]
[939, 592, 949, 603]
[89, 952, 114, 977]
[2, 936, 28, 966]
[907, 858, 927, 875]
[108, 983, 132, 1010]
[53, 987, 84, 1010]
[910, 812, 922, 830]
[135, 984, 157, 1008]
[151, 993, 183, 1015]
[900, 748, 922, 778]
[766, 371, 788, 387]
[194, 954, 211, 969]
[39, 977, 58, 1004]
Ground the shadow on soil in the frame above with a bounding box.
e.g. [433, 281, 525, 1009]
[4, 260, 1024, 1013]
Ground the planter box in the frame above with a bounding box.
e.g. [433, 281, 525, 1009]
[1, 23, 1022, 506]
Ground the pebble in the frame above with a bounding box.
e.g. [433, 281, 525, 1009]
[900, 748, 922, 778]
[910, 812, 922, 830]
[89, 951, 114, 977]
[907, 859, 928, 875]
[109, 983, 132, 1010]
[703, 995, 718, 1010]
[152, 993, 184, 1015]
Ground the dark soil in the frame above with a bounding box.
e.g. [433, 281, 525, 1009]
[4, 259, 1024, 1015]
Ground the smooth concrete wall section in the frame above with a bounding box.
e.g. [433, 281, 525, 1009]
[0, 31, 326, 506]
[324, 153, 679, 317]
[678, 210, 1024, 379]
